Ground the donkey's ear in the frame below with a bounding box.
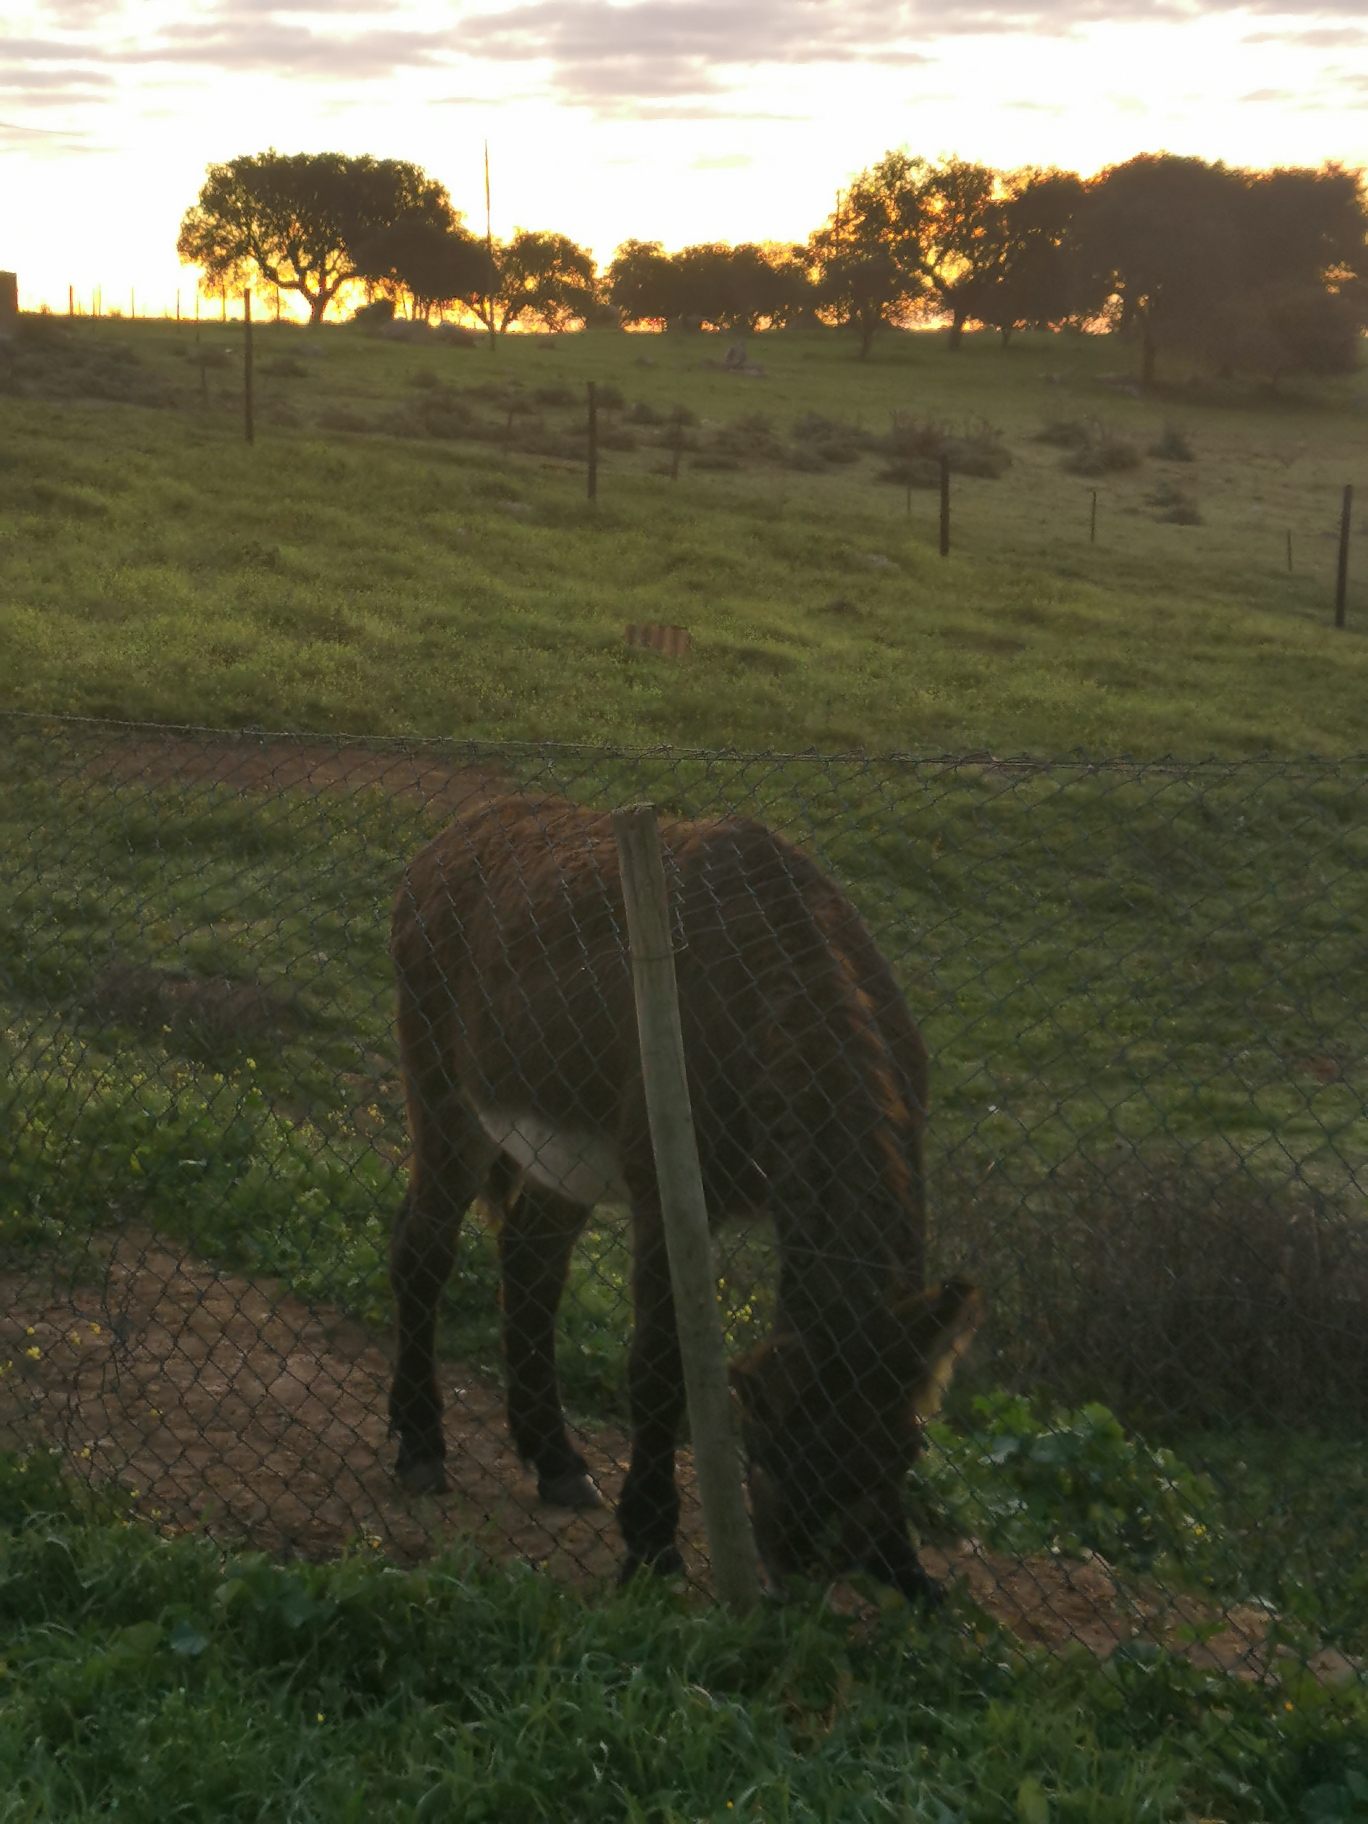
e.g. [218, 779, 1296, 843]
[894, 1278, 983, 1420]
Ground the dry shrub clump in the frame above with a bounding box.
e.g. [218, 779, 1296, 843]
[878, 414, 1012, 486]
[1147, 478, 1203, 524]
[1150, 423, 1195, 462]
[941, 1154, 1368, 1431]
[1039, 418, 1142, 475]
[788, 413, 869, 469]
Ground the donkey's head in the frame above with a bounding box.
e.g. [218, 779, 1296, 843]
[729, 1278, 981, 1595]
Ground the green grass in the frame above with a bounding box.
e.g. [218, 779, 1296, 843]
[3, 321, 1368, 1804]
[2, 1451, 1365, 1824]
[3, 720, 1366, 1650]
[2, 318, 1367, 755]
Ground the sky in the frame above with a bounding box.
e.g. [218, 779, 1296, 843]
[2, 0, 1367, 315]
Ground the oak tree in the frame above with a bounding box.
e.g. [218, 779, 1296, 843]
[177, 151, 457, 325]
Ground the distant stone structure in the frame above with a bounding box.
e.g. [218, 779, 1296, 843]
[0, 272, 17, 339]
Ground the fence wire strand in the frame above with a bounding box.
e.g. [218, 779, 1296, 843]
[1, 713, 1365, 1680]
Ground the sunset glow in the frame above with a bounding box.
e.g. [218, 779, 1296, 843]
[4, 2, 1367, 314]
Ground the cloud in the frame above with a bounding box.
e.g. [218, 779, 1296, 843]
[1240, 86, 1297, 101]
[449, 0, 1368, 106]
[0, 114, 105, 151]
[692, 150, 752, 167]
[1243, 25, 1368, 46]
[3, 0, 1368, 120]
[455, 0, 945, 103]
[126, 17, 452, 77]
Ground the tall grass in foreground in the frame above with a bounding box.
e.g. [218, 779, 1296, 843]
[1, 1451, 1365, 1824]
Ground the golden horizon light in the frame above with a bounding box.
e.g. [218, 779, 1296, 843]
[3, 1, 1367, 315]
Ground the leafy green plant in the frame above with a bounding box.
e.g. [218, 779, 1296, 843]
[922, 1393, 1221, 1576]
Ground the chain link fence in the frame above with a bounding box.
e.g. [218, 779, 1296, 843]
[1, 712, 1364, 1677]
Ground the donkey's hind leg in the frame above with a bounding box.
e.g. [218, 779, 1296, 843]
[390, 1085, 495, 1495]
[496, 1171, 599, 1508]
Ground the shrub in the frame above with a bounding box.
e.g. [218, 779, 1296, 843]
[1147, 479, 1203, 523]
[1150, 423, 1195, 462]
[1062, 426, 1142, 476]
[1035, 418, 1092, 449]
[939, 1153, 1368, 1430]
[880, 414, 1011, 480]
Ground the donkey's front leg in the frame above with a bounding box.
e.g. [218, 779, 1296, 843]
[618, 1203, 687, 1579]
[498, 1178, 600, 1508]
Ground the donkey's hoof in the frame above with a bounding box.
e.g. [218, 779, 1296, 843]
[889, 1565, 944, 1610]
[538, 1470, 606, 1510]
[619, 1546, 686, 1585]
[396, 1456, 448, 1496]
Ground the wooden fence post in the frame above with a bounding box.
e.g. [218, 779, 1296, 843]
[243, 289, 255, 445]
[1335, 485, 1352, 629]
[611, 804, 760, 1616]
[938, 454, 950, 557]
[587, 380, 599, 501]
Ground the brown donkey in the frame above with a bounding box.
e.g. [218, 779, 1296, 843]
[389, 795, 979, 1597]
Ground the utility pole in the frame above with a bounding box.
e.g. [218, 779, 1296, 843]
[484, 140, 496, 355]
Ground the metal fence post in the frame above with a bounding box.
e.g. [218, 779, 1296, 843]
[611, 803, 760, 1615]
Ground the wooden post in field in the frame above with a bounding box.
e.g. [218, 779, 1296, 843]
[938, 452, 950, 557]
[1090, 489, 1097, 545]
[68, 284, 74, 317]
[1335, 486, 1352, 629]
[611, 805, 760, 1617]
[587, 380, 599, 502]
[243, 288, 255, 445]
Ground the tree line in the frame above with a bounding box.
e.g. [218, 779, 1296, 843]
[177, 148, 1368, 382]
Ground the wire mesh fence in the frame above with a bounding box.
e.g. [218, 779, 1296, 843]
[1, 712, 1365, 1677]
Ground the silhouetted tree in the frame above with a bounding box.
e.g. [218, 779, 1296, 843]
[1078, 155, 1246, 387]
[606, 240, 676, 327]
[979, 168, 1093, 345]
[809, 151, 928, 355]
[177, 151, 457, 324]
[669, 242, 809, 330]
[915, 156, 1006, 349]
[354, 220, 494, 322]
[1225, 164, 1367, 379]
[1080, 154, 1366, 385]
[492, 231, 597, 333]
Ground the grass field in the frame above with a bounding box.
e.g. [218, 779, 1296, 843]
[1, 315, 1366, 755]
[2, 1451, 1366, 1824]
[3, 319, 1368, 1813]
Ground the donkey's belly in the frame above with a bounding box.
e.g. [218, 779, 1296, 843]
[474, 1102, 629, 1206]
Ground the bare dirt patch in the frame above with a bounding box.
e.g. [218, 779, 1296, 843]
[5, 1240, 1357, 1685]
[0, 1235, 698, 1587]
[76, 728, 516, 814]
